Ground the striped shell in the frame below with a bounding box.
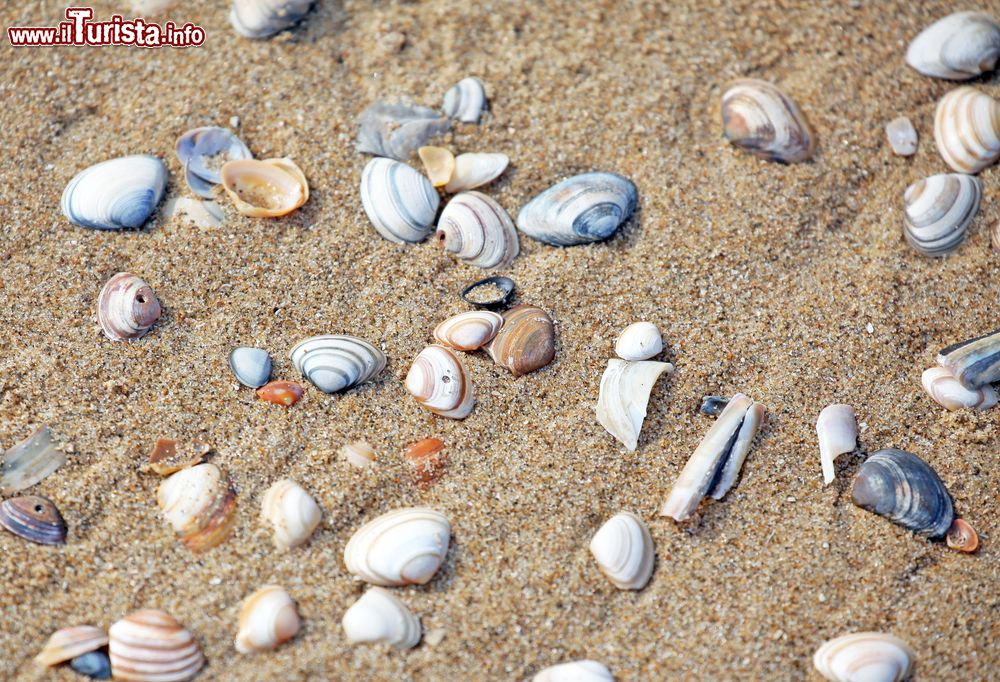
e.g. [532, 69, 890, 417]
[533, 661, 614, 682]
[260, 479, 322, 551]
[721, 79, 814, 163]
[433, 311, 503, 351]
[61, 155, 167, 230]
[517, 172, 637, 246]
[343, 507, 450, 586]
[361, 157, 440, 243]
[485, 304, 556, 377]
[934, 87, 1000, 174]
[813, 632, 914, 682]
[289, 334, 386, 394]
[1, 425, 65, 493]
[0, 495, 67, 545]
[596, 359, 673, 451]
[443, 77, 487, 123]
[220, 158, 308, 218]
[108, 610, 204, 682]
[357, 101, 451, 161]
[229, 0, 313, 38]
[444, 153, 509, 193]
[35, 625, 108, 667]
[921, 366, 998, 411]
[937, 328, 1000, 390]
[906, 12, 1000, 80]
[97, 272, 161, 342]
[156, 463, 238, 552]
[342, 587, 421, 650]
[436, 192, 519, 269]
[902, 173, 980, 256]
[235, 585, 301, 653]
[589, 512, 654, 590]
[405, 345, 475, 419]
[175, 127, 251, 198]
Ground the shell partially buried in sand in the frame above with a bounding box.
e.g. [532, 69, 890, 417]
[235, 585, 301, 653]
[108, 610, 204, 682]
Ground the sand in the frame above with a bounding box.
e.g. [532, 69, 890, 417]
[1, 0, 998, 679]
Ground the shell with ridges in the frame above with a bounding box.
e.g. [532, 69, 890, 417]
[443, 77, 486, 123]
[260, 479, 322, 551]
[461, 275, 515, 309]
[443, 153, 509, 193]
[1, 425, 65, 493]
[35, 626, 109, 667]
[486, 304, 556, 377]
[721, 79, 814, 163]
[903, 173, 981, 256]
[229, 0, 313, 38]
[404, 345, 475, 419]
[108, 609, 204, 682]
[361, 157, 441, 244]
[235, 585, 301, 653]
[813, 632, 914, 682]
[433, 311, 504, 351]
[0, 495, 67, 545]
[220, 158, 308, 217]
[342, 587, 421, 650]
[517, 172, 637, 246]
[589, 512, 654, 590]
[228, 347, 272, 388]
[357, 101, 451, 161]
[436, 191, 519, 269]
[614, 322, 663, 361]
[418, 146, 455, 187]
[61, 155, 167, 230]
[97, 272, 161, 342]
[934, 87, 1000, 174]
[937, 328, 1000, 390]
[289, 334, 387, 394]
[816, 404, 857, 485]
[175, 127, 251, 197]
[533, 661, 615, 682]
[921, 366, 998, 411]
[156, 463, 237, 552]
[906, 12, 1000, 80]
[596, 359, 673, 451]
[343, 507, 450, 586]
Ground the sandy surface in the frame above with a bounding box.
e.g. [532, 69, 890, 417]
[1, 0, 998, 679]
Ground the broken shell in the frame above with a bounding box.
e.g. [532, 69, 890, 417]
[1, 425, 65, 493]
[161, 197, 224, 229]
[934, 87, 1000, 174]
[517, 172, 638, 246]
[343, 507, 450, 586]
[596, 359, 674, 451]
[816, 404, 857, 485]
[460, 275, 515, 309]
[342, 587, 421, 650]
[109, 609, 204, 682]
[851, 448, 954, 538]
[97, 272, 161, 342]
[903, 173, 981, 256]
[157, 463, 237, 552]
[443, 153, 509, 193]
[436, 191, 519, 269]
[699, 395, 729, 417]
[256, 380, 305, 406]
[721, 79, 814, 163]
[35, 625, 108, 667]
[404, 438, 447, 487]
[71, 651, 112, 679]
[61, 155, 167, 230]
[229, 0, 313, 38]
[175, 127, 251, 198]
[220, 158, 308, 218]
[289, 334, 387, 394]
[886, 117, 918, 156]
[443, 77, 486, 123]
[356, 101, 451, 161]
[614, 322, 663, 361]
[921, 366, 998, 411]
[0, 495, 67, 545]
[260, 479, 322, 551]
[946, 518, 979, 553]
[235, 585, 301, 653]
[433, 310, 504, 351]
[361, 157, 441, 244]
[813, 632, 914, 682]
[340, 441, 376, 468]
[486, 304, 556, 377]
[405, 345, 475, 419]
[937, 328, 1000, 390]
[143, 438, 210, 476]
[906, 12, 1000, 80]
[533, 661, 615, 682]
[418, 145, 455, 187]
[589, 512, 654, 590]
[228, 347, 272, 388]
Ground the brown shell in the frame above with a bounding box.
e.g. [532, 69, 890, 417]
[485, 304, 555, 377]
[184, 484, 237, 553]
[0, 495, 67, 545]
[992, 220, 1000, 253]
[35, 625, 108, 667]
[96, 272, 161, 342]
[143, 438, 210, 476]
[404, 438, 447, 487]
[256, 380, 305, 406]
[109, 609, 204, 682]
[946, 518, 979, 553]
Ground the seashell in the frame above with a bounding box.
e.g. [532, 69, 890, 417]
[816, 404, 857, 485]
[435, 191, 519, 269]
[256, 380, 305, 406]
[699, 395, 729, 417]
[902, 173, 981, 256]
[71, 651, 112, 679]
[946, 518, 979, 553]
[660, 394, 765, 521]
[934, 87, 1000, 174]
[0, 495, 67, 545]
[906, 12, 1000, 80]
[433, 310, 504, 351]
[589, 512, 654, 590]
[614, 322, 663, 361]
[260, 479, 322, 551]
[443, 153, 509, 193]
[851, 448, 954, 538]
[813, 632, 914, 682]
[533, 660, 615, 682]
[921, 366, 998, 411]
[993, 220, 1000, 253]
[361, 157, 440, 244]
[721, 79, 814, 163]
[443, 77, 487, 123]
[517, 172, 638, 246]
[936, 328, 1000, 390]
[289, 334, 387, 393]
[61, 155, 167, 230]
[220, 158, 308, 218]
[175, 127, 252, 198]
[1, 425, 65, 493]
[35, 626, 108, 667]
[235, 585, 301, 653]
[229, 0, 313, 38]
[486, 304, 556, 377]
[405, 345, 475, 419]
[161, 197, 224, 229]
[109, 609, 204, 682]
[356, 101, 451, 161]
[886, 116, 918, 156]
[418, 145, 455, 187]
[157, 463, 237, 552]
[342, 587, 421, 650]
[143, 438, 210, 476]
[340, 440, 376, 468]
[596, 359, 674, 451]
[229, 347, 273, 388]
[343, 507, 450, 586]
[97, 272, 161, 342]
[461, 275, 515, 309]
[403, 438, 447, 487]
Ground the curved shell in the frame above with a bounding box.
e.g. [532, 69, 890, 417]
[405, 345, 475, 419]
[175, 127, 251, 197]
[433, 310, 504, 351]
[1, 425, 65, 493]
[0, 495, 67, 545]
[596, 359, 673, 451]
[61, 155, 167, 230]
[614, 321, 663, 361]
[816, 404, 857, 485]
[461, 275, 516, 309]
[486, 304, 556, 377]
[934, 87, 1000, 174]
[35, 626, 108, 667]
[109, 609, 204, 682]
[902, 173, 981, 256]
[813, 632, 914, 682]
[340, 440, 376, 468]
[228, 347, 272, 388]
[361, 157, 440, 243]
[235, 585, 301, 653]
[906, 12, 1000, 80]
[721, 79, 814, 163]
[436, 192, 519, 269]
[443, 77, 487, 123]
[220, 158, 308, 218]
[343, 507, 451, 586]
[156, 463, 238, 552]
[97, 272, 161, 342]
[946, 518, 979, 553]
[533, 660, 615, 682]
[404, 438, 448, 487]
[589, 512, 654, 590]
[229, 0, 313, 38]
[937, 328, 1000, 390]
[444, 153, 509, 193]
[851, 448, 954, 538]
[260, 479, 322, 551]
[886, 116, 918, 157]
[418, 145, 456, 187]
[921, 366, 998, 411]
[256, 380, 305, 406]
[517, 172, 638, 246]
[357, 101, 451, 161]
[289, 334, 386, 394]
[342, 587, 421, 650]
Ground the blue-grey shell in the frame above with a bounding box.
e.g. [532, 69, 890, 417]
[937, 327, 1000, 390]
[61, 155, 167, 230]
[230, 0, 314, 39]
[71, 651, 112, 680]
[516, 172, 638, 246]
[289, 335, 387, 394]
[356, 101, 451, 161]
[228, 347, 272, 388]
[176, 127, 251, 198]
[360, 158, 440, 244]
[0, 495, 67, 545]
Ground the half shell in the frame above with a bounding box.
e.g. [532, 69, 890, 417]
[433, 310, 504, 351]
[228, 347, 272, 388]
[936, 328, 1000, 390]
[816, 404, 857, 485]
[906, 12, 1000, 80]
[360, 157, 441, 244]
[156, 463, 238, 552]
[260, 479, 322, 551]
[444, 153, 509, 193]
[596, 359, 673, 451]
[614, 322, 663, 361]
[436, 191, 519, 269]
[61, 155, 167, 230]
[533, 661, 615, 682]
[235, 585, 301, 654]
[143, 438, 210, 476]
[443, 77, 487, 123]
[946, 518, 979, 553]
[97, 272, 161, 342]
[229, 0, 313, 38]
[175, 127, 251, 197]
[934, 86, 1000, 174]
[721, 79, 814, 163]
[485, 304, 556, 377]
[220, 158, 308, 218]
[903, 173, 981, 256]
[343, 507, 450, 586]
[813, 632, 914, 682]
[289, 334, 386, 394]
[342, 587, 421, 650]
[1, 425, 65, 493]
[517, 172, 638, 246]
[35, 626, 108, 667]
[404, 345, 475, 419]
[108, 609, 204, 682]
[356, 101, 451, 161]
[0, 495, 67, 545]
[461, 275, 515, 309]
[921, 366, 998, 411]
[589, 512, 654, 590]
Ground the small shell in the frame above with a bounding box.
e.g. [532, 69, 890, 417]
[61, 155, 167, 230]
[228, 347, 273, 388]
[721, 79, 814, 163]
[109, 609, 204, 682]
[361, 157, 441, 244]
[517, 172, 638, 246]
[533, 661, 615, 682]
[485, 304, 556, 377]
[0, 495, 67, 545]
[405, 345, 475, 419]
[260, 479, 322, 551]
[614, 322, 663, 361]
[35, 626, 109, 667]
[156, 463, 238, 552]
[443, 77, 486, 123]
[256, 380, 305, 406]
[229, 0, 313, 38]
[937, 328, 1000, 390]
[436, 191, 519, 269]
[816, 404, 857, 485]
[340, 441, 376, 468]
[289, 334, 387, 394]
[699, 395, 729, 417]
[235, 585, 301, 653]
[906, 12, 1000, 80]
[418, 145, 456, 187]
[946, 518, 979, 553]
[175, 127, 252, 198]
[161, 197, 224, 229]
[97, 272, 161, 342]
[220, 158, 308, 218]
[443, 153, 509, 193]
[813, 632, 914, 682]
[404, 438, 447, 487]
[71, 651, 112, 679]
[596, 359, 674, 451]
[934, 87, 1000, 174]
[886, 116, 918, 156]
[356, 101, 451, 161]
[992, 219, 1000, 252]
[433, 311, 504, 351]
[343, 507, 450, 586]
[460, 275, 515, 309]
[143, 438, 210, 476]
[342, 587, 421, 650]
[1, 425, 66, 493]
[921, 366, 999, 411]
[903, 173, 981, 256]
[589, 512, 654, 590]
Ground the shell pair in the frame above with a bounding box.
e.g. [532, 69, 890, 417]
[260, 479, 322, 551]
[936, 328, 1000, 392]
[35, 625, 109, 674]
[156, 463, 238, 552]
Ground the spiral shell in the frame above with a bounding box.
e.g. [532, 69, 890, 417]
[589, 512, 654, 590]
[175, 127, 251, 198]
[340, 440, 376, 468]
[486, 304, 556, 377]
[533, 661, 614, 682]
[260, 479, 322, 551]
[433, 311, 504, 351]
[436, 192, 519, 269]
[361, 157, 441, 243]
[614, 321, 663, 361]
[35, 626, 108, 667]
[61, 155, 167, 230]
[0, 495, 67, 545]
[220, 158, 308, 218]
[906, 12, 1000, 80]
[228, 347, 272, 389]
[596, 359, 673, 451]
[342, 587, 421, 650]
[885, 116, 918, 157]
[343, 507, 450, 586]
[921, 366, 998, 411]
[443, 77, 487, 123]
[156, 463, 238, 552]
[404, 438, 448, 487]
[816, 404, 857, 485]
[289, 334, 386, 394]
[235, 585, 301, 653]
[902, 173, 981, 256]
[108, 610, 204, 682]
[1, 425, 65, 493]
[721, 79, 814, 163]
[444, 153, 509, 193]
[405, 345, 475, 419]
[937, 327, 1000, 390]
[934, 87, 1000, 174]
[813, 632, 914, 682]
[229, 0, 313, 38]
[357, 101, 451, 161]
[97, 272, 161, 342]
[517, 172, 638, 246]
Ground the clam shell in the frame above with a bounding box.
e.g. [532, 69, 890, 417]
[936, 327, 1000, 390]
[404, 345, 475, 419]
[596, 359, 673, 451]
[229, 0, 313, 38]
[0, 495, 67, 545]
[361, 157, 441, 244]
[946, 518, 979, 553]
[443, 153, 509, 193]
[418, 145, 456, 187]
[443, 77, 486, 123]
[614, 321, 663, 361]
[699, 395, 729, 417]
[71, 651, 112, 679]
[220, 158, 308, 218]
[175, 127, 251, 198]
[108, 609, 204, 682]
[460, 275, 515, 309]
[260, 479, 322, 551]
[255, 380, 305, 406]
[816, 404, 857, 485]
[934, 86, 1000, 174]
[156, 463, 238, 552]
[885, 116, 918, 156]
[340, 440, 376, 468]
[851, 448, 954, 538]
[1, 425, 65, 493]
[721, 79, 814, 163]
[343, 507, 450, 586]
[35, 625, 108, 667]
[813, 632, 914, 682]
[903, 173, 981, 256]
[433, 310, 504, 351]
[436, 191, 519, 269]
[589, 512, 654, 590]
[342, 587, 421, 650]
[906, 12, 1000, 80]
[143, 438, 210, 476]
[356, 101, 451, 161]
[403, 437, 447, 487]
[517, 172, 637, 246]
[235, 585, 301, 653]
[533, 661, 615, 682]
[486, 304, 556, 377]
[96, 272, 161, 342]
[289, 334, 387, 394]
[61, 155, 167, 230]
[228, 347, 273, 388]
[921, 366, 998, 411]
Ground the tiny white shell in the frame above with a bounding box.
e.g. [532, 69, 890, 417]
[405, 345, 475, 419]
[235, 585, 301, 654]
[885, 117, 917, 157]
[721, 79, 814, 163]
[260, 479, 322, 551]
[343, 507, 450, 586]
[533, 660, 615, 682]
[342, 587, 421, 650]
[435, 192, 519, 269]
[589, 512, 654, 590]
[813, 632, 914, 682]
[360, 157, 440, 243]
[444, 153, 509, 193]
[433, 311, 504, 351]
[921, 366, 999, 411]
[443, 77, 487, 123]
[596, 359, 673, 451]
[340, 441, 377, 468]
[906, 12, 1000, 80]
[903, 173, 981, 256]
[229, 0, 313, 38]
[614, 322, 663, 361]
[816, 404, 857, 485]
[61, 155, 167, 230]
[934, 87, 1000, 174]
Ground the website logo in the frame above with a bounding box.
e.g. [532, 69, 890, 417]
[7, 7, 205, 47]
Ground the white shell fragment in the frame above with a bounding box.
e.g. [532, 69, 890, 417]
[405, 344, 475, 419]
[357, 101, 451, 161]
[721, 79, 814, 163]
[443, 77, 487, 123]
[533, 660, 615, 682]
[289, 334, 387, 394]
[435, 191, 520, 269]
[228, 347, 272, 388]
[433, 311, 504, 351]
[1, 426, 65, 494]
[161, 197, 224, 229]
[361, 157, 441, 244]
[230, 0, 313, 39]
[589, 512, 654, 590]
[175, 127, 251, 198]
[596, 359, 673, 451]
[813, 632, 914, 682]
[235, 585, 301, 654]
[340, 441, 377, 468]
[885, 117, 917, 157]
[816, 404, 857, 485]
[614, 322, 663, 361]
[343, 507, 450, 586]
[906, 12, 1000, 80]
[921, 366, 999, 411]
[934, 87, 1000, 174]
[518, 172, 638, 246]
[260, 479, 322, 551]
[61, 155, 167, 230]
[444, 153, 509, 193]
[220, 158, 309, 218]
[902, 173, 981, 256]
[342, 587, 421, 650]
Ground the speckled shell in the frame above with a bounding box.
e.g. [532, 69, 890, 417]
[342, 587, 421, 650]
[61, 155, 167, 230]
[937, 328, 1000, 390]
[721, 79, 814, 163]
[0, 495, 67, 545]
[108, 610, 204, 682]
[343, 507, 450, 586]
[589, 512, 654, 590]
[260, 479, 322, 551]
[816, 404, 857, 485]
[96, 272, 161, 342]
[533, 660, 615, 682]
[357, 101, 451, 161]
[404, 345, 475, 419]
[443, 153, 509, 193]
[436, 192, 519, 269]
[921, 366, 998, 411]
[229, 0, 313, 38]
[486, 304, 556, 377]
[156, 463, 237, 552]
[289, 334, 386, 394]
[175, 127, 251, 198]
[813, 632, 914, 682]
[220, 158, 308, 218]
[1, 425, 65, 493]
[235, 585, 301, 653]
[433, 311, 504, 351]
[517, 172, 638, 246]
[596, 359, 673, 451]
[886, 116, 918, 156]
[228, 347, 272, 388]
[614, 322, 663, 361]
[35, 626, 108, 667]
[906, 12, 1000, 80]
[443, 77, 487, 123]
[934, 87, 1000, 174]
[902, 173, 980, 256]
[361, 157, 441, 244]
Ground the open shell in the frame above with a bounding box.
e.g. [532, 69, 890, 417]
[937, 328, 1000, 390]
[109, 609, 204, 682]
[235, 585, 301, 653]
[342, 587, 421, 650]
[97, 272, 161, 342]
[1, 425, 65, 493]
[0, 495, 67, 545]
[343, 507, 450, 586]
[596, 359, 673, 451]
[228, 347, 272, 389]
[934, 87, 1000, 174]
[361, 157, 440, 243]
[921, 366, 998, 411]
[61, 155, 167, 230]
[533, 661, 615, 682]
[906, 12, 1000, 80]
[946, 518, 979, 553]
[461, 275, 516, 309]
[433, 311, 503, 351]
[517, 172, 637, 246]
[357, 101, 451, 161]
[436, 191, 519, 269]
[229, 0, 313, 38]
[175, 127, 251, 197]
[614, 322, 663, 361]
[443, 77, 487, 123]
[35, 626, 108, 667]
[220, 158, 308, 217]
[486, 304, 556, 377]
[260, 479, 322, 551]
[816, 404, 857, 485]
[721, 79, 814, 163]
[589, 512, 654, 590]
[289, 334, 387, 394]
[444, 153, 509, 193]
[156, 463, 237, 552]
[903, 173, 981, 256]
[813, 632, 914, 682]
[405, 345, 475, 419]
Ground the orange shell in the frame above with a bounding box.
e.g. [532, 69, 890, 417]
[404, 438, 447, 487]
[946, 518, 979, 553]
[256, 381, 305, 407]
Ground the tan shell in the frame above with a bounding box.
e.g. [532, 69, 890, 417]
[404, 438, 447, 486]
[340, 440, 376, 468]
[443, 153, 509, 193]
[404, 345, 475, 419]
[143, 438, 210, 476]
[109, 609, 204, 682]
[34, 625, 108, 667]
[97, 272, 161, 342]
[433, 310, 503, 351]
[418, 145, 455, 187]
[260, 479, 322, 551]
[946, 518, 979, 553]
[486, 304, 556, 377]
[235, 585, 301, 653]
[721, 79, 814, 163]
[156, 463, 237, 552]
[934, 86, 1000, 174]
[220, 158, 308, 217]
[435, 192, 520, 269]
[813, 632, 914, 682]
[343, 507, 450, 586]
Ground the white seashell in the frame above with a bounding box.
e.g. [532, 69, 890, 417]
[933, 87, 1000, 174]
[595, 359, 673, 451]
[614, 322, 663, 361]
[340, 440, 377, 468]
[342, 587, 421, 650]
[813, 632, 914, 682]
[260, 479, 322, 551]
[361, 157, 441, 244]
[220, 158, 308, 218]
[404, 345, 475, 419]
[533, 660, 615, 682]
[175, 127, 252, 198]
[518, 172, 638, 246]
[157, 463, 237, 552]
[921, 366, 999, 411]
[443, 77, 487, 123]
[906, 12, 1000, 80]
[418, 146, 456, 187]
[235, 585, 301, 654]
[229, 0, 313, 38]
[902, 173, 981, 256]
[721, 79, 814, 163]
[435, 192, 519, 269]
[589, 512, 654, 590]
[109, 609, 204, 682]
[433, 310, 503, 351]
[357, 101, 451, 161]
[61, 155, 167, 230]
[228, 347, 272, 388]
[443, 153, 509, 193]
[885, 117, 917, 156]
[289, 334, 387, 394]
[1, 425, 65, 494]
[343, 507, 450, 586]
[816, 404, 857, 485]
[35, 625, 108, 667]
[162, 197, 224, 229]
